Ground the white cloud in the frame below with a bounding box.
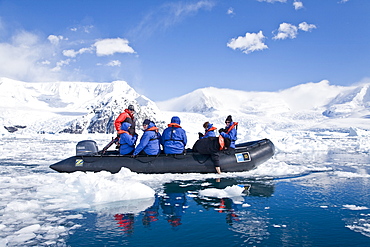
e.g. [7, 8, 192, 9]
[0, 20, 135, 83]
[47, 35, 67, 45]
[62, 47, 93, 58]
[69, 25, 94, 33]
[227, 7, 235, 15]
[62, 49, 78, 57]
[94, 38, 135, 56]
[51, 59, 71, 72]
[293, 1, 304, 10]
[227, 31, 268, 54]
[273, 21, 316, 40]
[339, 0, 350, 3]
[298, 22, 317, 32]
[273, 23, 298, 40]
[12, 30, 39, 47]
[131, 1, 215, 39]
[0, 30, 61, 81]
[169, 0, 215, 18]
[106, 60, 121, 67]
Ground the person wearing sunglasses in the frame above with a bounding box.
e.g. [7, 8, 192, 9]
[219, 115, 238, 149]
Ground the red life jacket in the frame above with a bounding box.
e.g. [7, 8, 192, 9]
[146, 126, 159, 132]
[146, 126, 159, 142]
[205, 126, 217, 135]
[218, 135, 225, 150]
[226, 122, 238, 134]
[117, 130, 131, 135]
[167, 123, 182, 128]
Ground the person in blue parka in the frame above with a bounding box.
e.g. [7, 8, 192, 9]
[219, 115, 238, 149]
[133, 119, 161, 156]
[119, 122, 138, 155]
[161, 116, 187, 154]
[198, 121, 217, 139]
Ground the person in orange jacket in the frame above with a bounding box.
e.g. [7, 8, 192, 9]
[114, 104, 136, 135]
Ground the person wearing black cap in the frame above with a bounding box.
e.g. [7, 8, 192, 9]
[114, 104, 136, 135]
[192, 135, 231, 174]
[132, 119, 161, 156]
[219, 115, 238, 149]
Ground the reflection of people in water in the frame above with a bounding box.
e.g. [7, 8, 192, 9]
[142, 196, 160, 227]
[114, 213, 135, 234]
[161, 192, 187, 228]
[218, 198, 240, 225]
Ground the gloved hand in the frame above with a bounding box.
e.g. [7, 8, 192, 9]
[218, 128, 225, 133]
[198, 132, 204, 138]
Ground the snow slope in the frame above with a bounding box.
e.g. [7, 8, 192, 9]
[0, 77, 164, 135]
[2, 77, 370, 151]
[157, 80, 370, 149]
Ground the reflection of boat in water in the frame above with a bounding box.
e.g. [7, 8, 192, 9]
[50, 139, 275, 174]
[163, 178, 274, 198]
[75, 178, 275, 240]
[182, 179, 274, 226]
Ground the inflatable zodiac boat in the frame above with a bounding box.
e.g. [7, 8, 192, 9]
[49, 139, 275, 174]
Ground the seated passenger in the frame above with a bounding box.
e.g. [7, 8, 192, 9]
[198, 121, 217, 139]
[133, 119, 161, 156]
[118, 122, 137, 155]
[193, 136, 231, 174]
[219, 115, 238, 149]
[161, 116, 187, 154]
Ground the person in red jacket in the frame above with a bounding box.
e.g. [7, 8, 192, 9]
[114, 105, 136, 135]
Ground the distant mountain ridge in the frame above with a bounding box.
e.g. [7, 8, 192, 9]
[1, 78, 370, 135]
[156, 81, 355, 115]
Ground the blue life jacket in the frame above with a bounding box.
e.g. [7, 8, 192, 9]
[134, 122, 161, 155]
[119, 122, 137, 155]
[220, 121, 238, 148]
[201, 123, 217, 139]
[161, 116, 187, 154]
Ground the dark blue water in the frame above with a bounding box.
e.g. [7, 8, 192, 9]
[66, 176, 370, 247]
[1, 136, 370, 246]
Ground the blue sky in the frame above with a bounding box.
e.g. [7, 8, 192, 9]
[0, 0, 368, 101]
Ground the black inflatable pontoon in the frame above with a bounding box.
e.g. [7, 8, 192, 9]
[49, 139, 275, 174]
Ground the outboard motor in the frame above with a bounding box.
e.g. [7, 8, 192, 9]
[76, 140, 99, 156]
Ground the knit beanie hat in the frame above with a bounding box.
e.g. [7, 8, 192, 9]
[225, 115, 233, 123]
[143, 119, 151, 125]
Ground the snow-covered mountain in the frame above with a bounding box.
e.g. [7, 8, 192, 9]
[0, 77, 165, 135]
[2, 77, 370, 146]
[158, 80, 370, 128]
